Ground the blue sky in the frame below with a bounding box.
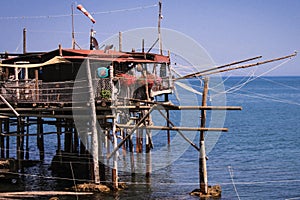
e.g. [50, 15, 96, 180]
[0, 0, 299, 76]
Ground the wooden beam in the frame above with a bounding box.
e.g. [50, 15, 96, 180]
[110, 105, 242, 110]
[116, 124, 228, 132]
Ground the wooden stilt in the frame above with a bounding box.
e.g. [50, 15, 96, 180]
[145, 129, 152, 179]
[73, 126, 79, 153]
[165, 94, 170, 145]
[97, 122, 105, 183]
[135, 115, 143, 153]
[129, 134, 135, 176]
[5, 119, 9, 158]
[112, 114, 119, 189]
[109, 63, 119, 189]
[0, 119, 4, 158]
[105, 130, 110, 167]
[121, 128, 126, 156]
[64, 119, 72, 153]
[79, 126, 87, 156]
[25, 117, 29, 160]
[20, 117, 25, 164]
[16, 117, 22, 170]
[56, 118, 62, 153]
[200, 77, 209, 194]
[37, 117, 44, 161]
[86, 58, 100, 184]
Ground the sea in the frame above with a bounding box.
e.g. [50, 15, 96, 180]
[0, 76, 300, 200]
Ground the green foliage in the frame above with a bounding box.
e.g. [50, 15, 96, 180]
[100, 90, 111, 99]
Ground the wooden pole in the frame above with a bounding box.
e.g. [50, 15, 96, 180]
[37, 117, 44, 161]
[59, 44, 63, 57]
[107, 105, 156, 160]
[25, 117, 29, 160]
[200, 77, 209, 194]
[16, 117, 22, 171]
[165, 94, 170, 145]
[90, 29, 94, 50]
[23, 28, 26, 54]
[34, 69, 39, 102]
[71, 4, 75, 49]
[136, 117, 143, 153]
[0, 119, 4, 158]
[20, 117, 25, 165]
[5, 119, 9, 158]
[129, 134, 135, 175]
[119, 32, 122, 52]
[64, 119, 72, 153]
[145, 112, 153, 179]
[176, 55, 262, 80]
[110, 64, 119, 189]
[73, 125, 79, 153]
[56, 118, 62, 153]
[86, 58, 100, 184]
[177, 52, 297, 80]
[0, 95, 20, 117]
[98, 121, 106, 182]
[146, 129, 152, 179]
[158, 0, 163, 55]
[112, 116, 118, 189]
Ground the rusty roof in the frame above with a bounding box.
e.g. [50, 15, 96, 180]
[1, 48, 170, 64]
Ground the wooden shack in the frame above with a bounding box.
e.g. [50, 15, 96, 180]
[0, 48, 172, 107]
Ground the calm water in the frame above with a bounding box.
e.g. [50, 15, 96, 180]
[1, 76, 300, 199]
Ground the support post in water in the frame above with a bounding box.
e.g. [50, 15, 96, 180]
[110, 64, 119, 189]
[37, 117, 44, 161]
[200, 77, 209, 194]
[86, 58, 100, 184]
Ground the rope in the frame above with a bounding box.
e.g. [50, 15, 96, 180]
[209, 58, 295, 101]
[0, 4, 157, 20]
[228, 165, 241, 200]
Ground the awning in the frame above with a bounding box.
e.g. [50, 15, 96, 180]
[0, 56, 70, 68]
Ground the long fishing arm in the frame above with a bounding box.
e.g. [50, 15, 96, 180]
[175, 55, 262, 80]
[200, 51, 297, 77]
[175, 52, 297, 80]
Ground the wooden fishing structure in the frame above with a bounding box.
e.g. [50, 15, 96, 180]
[0, 1, 297, 198]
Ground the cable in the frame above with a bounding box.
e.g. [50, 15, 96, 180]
[228, 166, 241, 200]
[0, 4, 158, 20]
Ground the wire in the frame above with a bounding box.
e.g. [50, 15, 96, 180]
[210, 58, 294, 100]
[0, 4, 158, 20]
[228, 166, 241, 200]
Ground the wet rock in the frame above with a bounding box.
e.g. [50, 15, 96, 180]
[69, 183, 110, 193]
[190, 185, 222, 198]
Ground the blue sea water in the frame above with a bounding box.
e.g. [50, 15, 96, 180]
[1, 76, 300, 200]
